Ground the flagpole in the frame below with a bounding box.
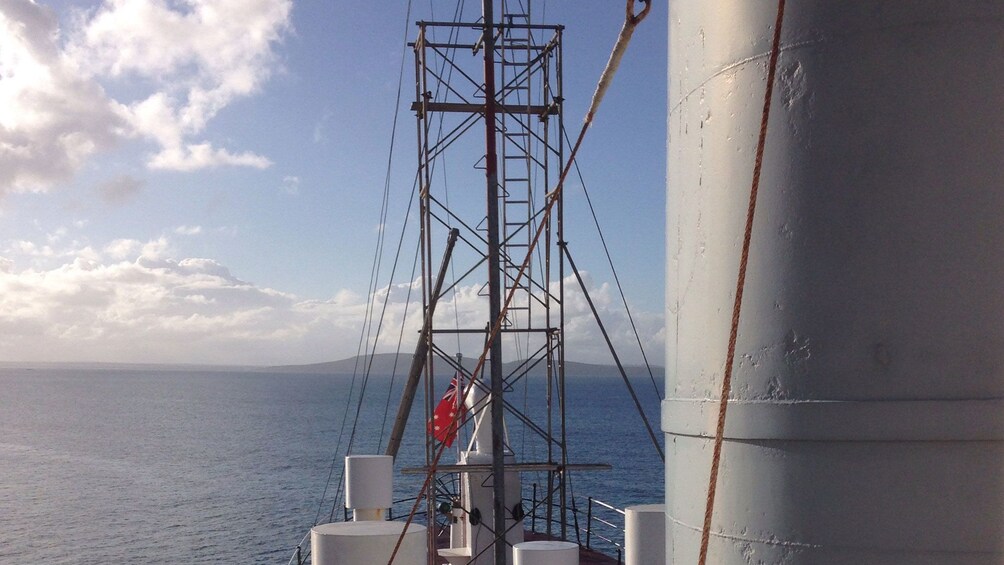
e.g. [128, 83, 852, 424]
[456, 353, 464, 460]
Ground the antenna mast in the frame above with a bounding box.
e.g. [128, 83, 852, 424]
[478, 1, 509, 563]
[411, 1, 566, 561]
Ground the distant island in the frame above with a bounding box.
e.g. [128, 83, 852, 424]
[0, 354, 663, 380]
[268, 353, 663, 380]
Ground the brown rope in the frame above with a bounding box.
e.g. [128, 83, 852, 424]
[386, 2, 650, 563]
[696, 1, 786, 563]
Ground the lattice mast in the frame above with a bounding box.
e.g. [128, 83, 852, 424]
[411, 0, 567, 562]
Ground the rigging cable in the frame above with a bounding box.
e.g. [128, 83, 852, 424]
[378, 237, 422, 452]
[697, 1, 786, 563]
[327, 164, 422, 522]
[562, 245, 664, 461]
[335, 0, 470, 519]
[417, 0, 468, 505]
[386, 2, 652, 562]
[312, 0, 415, 526]
[434, 0, 469, 358]
[561, 123, 662, 401]
[420, 0, 469, 511]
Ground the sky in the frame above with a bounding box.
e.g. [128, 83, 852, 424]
[0, 0, 667, 366]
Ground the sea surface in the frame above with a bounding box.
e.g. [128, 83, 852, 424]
[0, 366, 664, 564]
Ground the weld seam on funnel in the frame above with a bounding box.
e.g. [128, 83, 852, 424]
[662, 398, 1004, 440]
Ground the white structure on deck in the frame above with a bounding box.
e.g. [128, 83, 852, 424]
[311, 455, 425, 565]
[311, 521, 425, 565]
[440, 377, 523, 565]
[345, 455, 392, 522]
[625, 504, 665, 565]
[665, 1, 1004, 563]
[512, 540, 578, 565]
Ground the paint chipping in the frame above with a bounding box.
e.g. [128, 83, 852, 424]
[779, 222, 793, 240]
[779, 60, 806, 109]
[783, 330, 811, 365]
[766, 375, 786, 400]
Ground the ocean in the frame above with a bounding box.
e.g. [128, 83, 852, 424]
[0, 366, 664, 564]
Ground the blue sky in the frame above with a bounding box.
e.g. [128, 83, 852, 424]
[0, 0, 666, 365]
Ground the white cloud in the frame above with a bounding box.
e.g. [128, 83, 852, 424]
[70, 0, 291, 171]
[0, 0, 126, 194]
[281, 175, 300, 195]
[11, 240, 52, 257]
[174, 225, 203, 236]
[0, 0, 292, 195]
[46, 227, 68, 243]
[369, 270, 665, 367]
[0, 237, 308, 363]
[0, 234, 665, 366]
[104, 238, 140, 260]
[147, 142, 272, 171]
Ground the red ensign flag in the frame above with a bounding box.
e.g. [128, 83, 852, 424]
[428, 376, 464, 447]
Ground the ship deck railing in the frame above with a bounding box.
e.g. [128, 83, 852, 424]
[524, 485, 625, 564]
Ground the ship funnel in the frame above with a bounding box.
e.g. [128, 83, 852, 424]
[666, 1, 1004, 563]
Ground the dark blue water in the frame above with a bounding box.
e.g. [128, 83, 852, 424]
[0, 367, 663, 563]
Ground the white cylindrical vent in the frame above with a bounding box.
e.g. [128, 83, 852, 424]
[352, 508, 383, 522]
[512, 541, 578, 565]
[666, 1, 1004, 563]
[625, 504, 665, 565]
[344, 455, 392, 514]
[311, 521, 425, 565]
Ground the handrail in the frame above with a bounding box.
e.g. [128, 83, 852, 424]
[589, 497, 626, 515]
[524, 485, 627, 563]
[591, 515, 621, 530]
[285, 530, 311, 565]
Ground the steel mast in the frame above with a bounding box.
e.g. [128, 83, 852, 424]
[410, 2, 568, 563]
[478, 1, 508, 563]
